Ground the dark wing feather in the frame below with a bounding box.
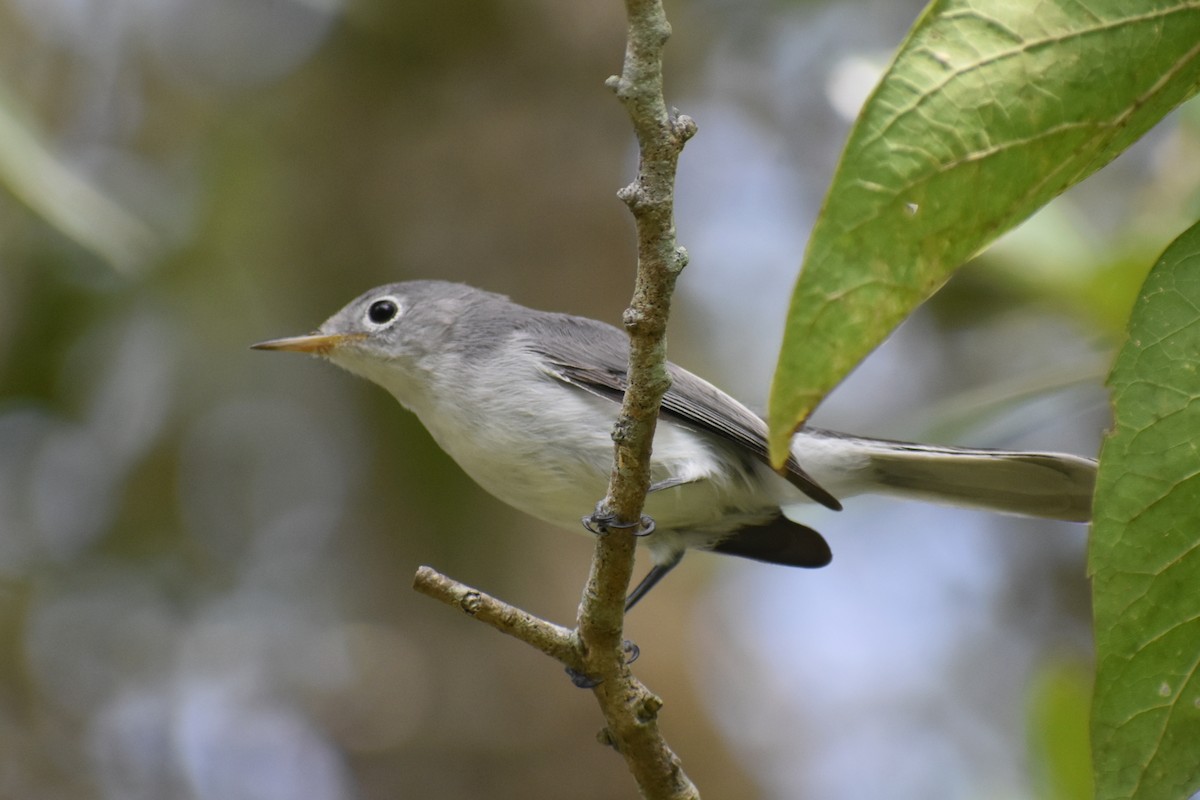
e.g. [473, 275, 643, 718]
[523, 313, 842, 511]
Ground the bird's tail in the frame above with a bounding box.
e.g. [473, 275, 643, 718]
[794, 430, 1097, 522]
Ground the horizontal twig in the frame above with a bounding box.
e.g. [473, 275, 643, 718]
[412, 565, 582, 668]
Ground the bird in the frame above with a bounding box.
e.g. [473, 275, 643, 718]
[252, 280, 1097, 609]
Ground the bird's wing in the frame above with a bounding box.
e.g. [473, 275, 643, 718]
[524, 313, 841, 511]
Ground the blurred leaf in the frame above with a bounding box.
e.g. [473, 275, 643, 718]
[1028, 661, 1094, 800]
[767, 0, 1200, 464]
[0, 81, 157, 274]
[1091, 219, 1200, 800]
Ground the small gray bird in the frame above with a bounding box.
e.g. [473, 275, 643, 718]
[253, 281, 1097, 608]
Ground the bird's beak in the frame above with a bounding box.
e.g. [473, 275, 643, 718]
[250, 332, 366, 355]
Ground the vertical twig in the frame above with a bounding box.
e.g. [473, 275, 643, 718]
[575, 1, 699, 797]
[413, 2, 700, 797]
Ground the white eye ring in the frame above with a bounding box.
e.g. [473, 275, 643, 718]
[364, 296, 403, 329]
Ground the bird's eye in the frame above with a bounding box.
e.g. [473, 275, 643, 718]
[366, 297, 401, 326]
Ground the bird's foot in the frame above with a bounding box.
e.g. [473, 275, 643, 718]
[563, 640, 640, 688]
[565, 667, 602, 689]
[581, 505, 655, 538]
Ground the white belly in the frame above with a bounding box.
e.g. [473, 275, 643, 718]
[408, 375, 782, 539]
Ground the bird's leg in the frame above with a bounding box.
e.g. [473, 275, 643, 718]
[582, 473, 700, 533]
[625, 551, 683, 612]
[648, 475, 701, 493]
[582, 474, 698, 607]
[568, 485, 688, 686]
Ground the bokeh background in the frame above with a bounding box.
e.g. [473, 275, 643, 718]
[1, 1, 1197, 798]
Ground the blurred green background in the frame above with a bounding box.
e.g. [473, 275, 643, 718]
[1, 1, 1196, 798]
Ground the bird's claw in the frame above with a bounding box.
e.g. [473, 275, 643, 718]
[563, 641, 639, 688]
[565, 667, 602, 689]
[581, 507, 655, 537]
[580, 513, 606, 535]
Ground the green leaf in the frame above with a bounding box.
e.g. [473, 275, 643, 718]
[1091, 219, 1200, 800]
[767, 0, 1200, 464]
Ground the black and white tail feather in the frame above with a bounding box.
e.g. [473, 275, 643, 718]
[791, 429, 1095, 522]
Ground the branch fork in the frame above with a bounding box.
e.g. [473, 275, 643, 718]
[413, 2, 699, 797]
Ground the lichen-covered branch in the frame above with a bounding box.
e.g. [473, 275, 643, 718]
[574, 0, 699, 797]
[580, 0, 697, 642]
[412, 566, 581, 668]
[411, 2, 698, 797]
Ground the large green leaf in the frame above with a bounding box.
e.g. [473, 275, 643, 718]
[1091, 219, 1200, 800]
[767, 0, 1200, 464]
